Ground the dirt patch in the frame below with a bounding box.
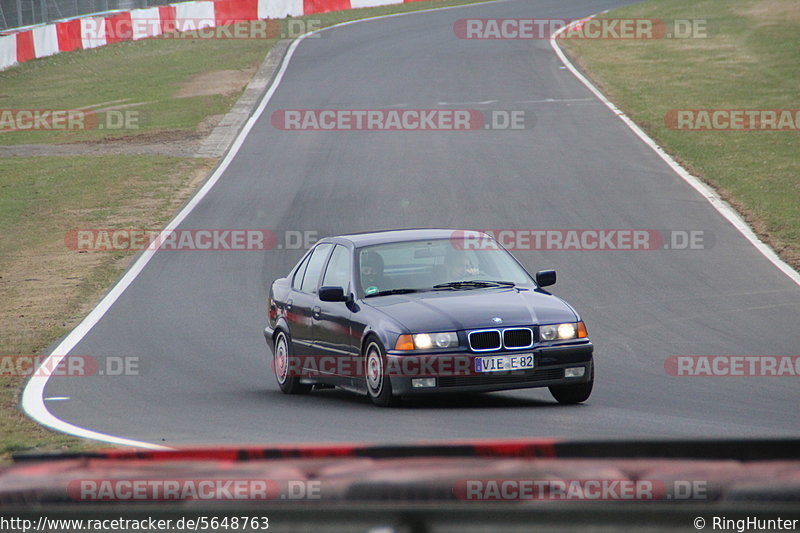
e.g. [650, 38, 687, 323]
[86, 130, 203, 145]
[91, 101, 153, 113]
[175, 69, 256, 98]
[0, 140, 201, 158]
[0, 115, 228, 158]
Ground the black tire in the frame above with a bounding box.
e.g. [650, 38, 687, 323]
[364, 338, 399, 407]
[273, 330, 312, 394]
[549, 366, 593, 404]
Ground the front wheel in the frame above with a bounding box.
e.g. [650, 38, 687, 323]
[549, 367, 593, 404]
[273, 331, 311, 394]
[364, 338, 398, 407]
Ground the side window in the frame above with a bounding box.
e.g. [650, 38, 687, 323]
[291, 252, 311, 291]
[300, 243, 333, 294]
[321, 245, 351, 291]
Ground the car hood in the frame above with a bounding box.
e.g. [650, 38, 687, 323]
[363, 287, 578, 332]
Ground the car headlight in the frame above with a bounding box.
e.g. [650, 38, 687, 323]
[395, 332, 459, 350]
[540, 321, 587, 341]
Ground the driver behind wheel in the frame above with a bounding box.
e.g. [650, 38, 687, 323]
[360, 250, 386, 294]
[444, 249, 480, 281]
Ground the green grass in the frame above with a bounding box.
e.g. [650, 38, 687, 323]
[0, 155, 208, 259]
[0, 35, 269, 144]
[560, 0, 800, 268]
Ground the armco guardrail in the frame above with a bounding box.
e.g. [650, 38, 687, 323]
[0, 0, 422, 71]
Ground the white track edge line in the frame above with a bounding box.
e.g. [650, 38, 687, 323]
[550, 16, 800, 288]
[19, 0, 504, 450]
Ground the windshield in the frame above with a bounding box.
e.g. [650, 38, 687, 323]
[357, 238, 532, 295]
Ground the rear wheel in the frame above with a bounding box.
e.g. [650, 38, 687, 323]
[364, 338, 398, 407]
[549, 366, 593, 404]
[274, 331, 311, 394]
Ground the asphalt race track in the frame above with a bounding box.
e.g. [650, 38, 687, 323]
[34, 0, 800, 446]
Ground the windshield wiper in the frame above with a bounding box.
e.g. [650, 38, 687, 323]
[364, 288, 427, 298]
[433, 280, 516, 290]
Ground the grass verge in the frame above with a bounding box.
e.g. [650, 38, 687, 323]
[559, 0, 800, 270]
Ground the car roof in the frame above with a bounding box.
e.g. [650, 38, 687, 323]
[328, 229, 488, 247]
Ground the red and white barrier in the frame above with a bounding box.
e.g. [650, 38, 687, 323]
[175, 1, 215, 32]
[131, 8, 162, 40]
[303, 0, 350, 14]
[15, 30, 35, 62]
[351, 0, 403, 9]
[217, 0, 259, 24]
[0, 0, 430, 71]
[258, 0, 303, 20]
[31, 24, 59, 58]
[80, 16, 107, 49]
[56, 19, 82, 51]
[0, 34, 16, 68]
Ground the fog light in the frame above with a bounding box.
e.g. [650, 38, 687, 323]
[564, 367, 585, 378]
[412, 378, 436, 388]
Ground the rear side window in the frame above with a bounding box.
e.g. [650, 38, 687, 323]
[321, 245, 351, 291]
[300, 243, 333, 294]
[292, 253, 312, 291]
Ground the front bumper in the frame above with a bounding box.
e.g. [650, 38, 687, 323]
[387, 342, 593, 396]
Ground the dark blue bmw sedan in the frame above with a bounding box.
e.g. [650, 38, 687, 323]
[264, 229, 593, 406]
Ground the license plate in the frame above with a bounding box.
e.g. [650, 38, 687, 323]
[475, 353, 535, 373]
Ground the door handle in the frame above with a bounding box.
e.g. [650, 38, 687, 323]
[312, 306, 321, 319]
[286, 299, 293, 311]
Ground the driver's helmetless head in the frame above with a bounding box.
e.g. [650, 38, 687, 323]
[360, 251, 384, 279]
[445, 250, 474, 278]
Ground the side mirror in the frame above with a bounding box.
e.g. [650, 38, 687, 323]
[319, 286, 347, 302]
[535, 270, 556, 287]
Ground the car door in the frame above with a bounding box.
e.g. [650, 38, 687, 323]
[287, 243, 332, 357]
[313, 245, 356, 379]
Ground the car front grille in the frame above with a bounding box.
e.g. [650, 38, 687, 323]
[468, 327, 535, 351]
[503, 328, 533, 349]
[468, 330, 501, 351]
[438, 368, 565, 388]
